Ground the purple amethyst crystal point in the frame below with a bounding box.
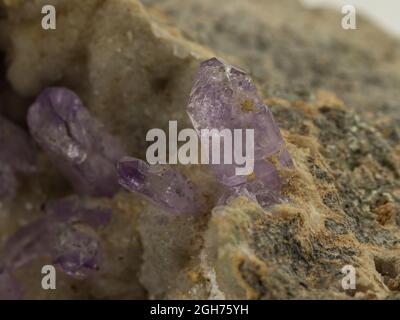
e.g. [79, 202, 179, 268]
[188, 57, 288, 159]
[117, 156, 200, 214]
[3, 197, 110, 279]
[27, 87, 125, 197]
[0, 115, 36, 200]
[187, 58, 293, 207]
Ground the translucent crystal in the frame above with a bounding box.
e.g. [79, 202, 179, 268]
[27, 87, 125, 197]
[187, 58, 293, 207]
[117, 156, 200, 214]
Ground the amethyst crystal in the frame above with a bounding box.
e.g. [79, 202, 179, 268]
[117, 156, 200, 214]
[2, 197, 111, 279]
[27, 87, 125, 197]
[0, 115, 36, 200]
[188, 58, 293, 207]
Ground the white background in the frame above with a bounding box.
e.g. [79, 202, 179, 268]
[302, 0, 400, 37]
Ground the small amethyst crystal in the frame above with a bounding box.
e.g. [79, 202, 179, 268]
[2, 197, 111, 279]
[27, 87, 125, 197]
[0, 115, 36, 200]
[117, 156, 200, 214]
[188, 58, 293, 207]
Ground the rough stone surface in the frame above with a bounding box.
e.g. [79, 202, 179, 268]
[188, 57, 293, 207]
[0, 0, 399, 300]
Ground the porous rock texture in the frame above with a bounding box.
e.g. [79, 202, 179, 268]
[0, 0, 399, 299]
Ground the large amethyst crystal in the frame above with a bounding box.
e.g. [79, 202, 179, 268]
[187, 58, 293, 207]
[117, 156, 200, 215]
[27, 87, 125, 197]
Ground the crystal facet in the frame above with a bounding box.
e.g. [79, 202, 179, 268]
[117, 156, 200, 214]
[188, 58, 293, 207]
[2, 197, 111, 279]
[27, 87, 125, 197]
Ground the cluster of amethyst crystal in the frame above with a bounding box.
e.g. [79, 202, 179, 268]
[0, 57, 292, 299]
[116, 58, 292, 211]
[187, 57, 293, 207]
[0, 116, 36, 200]
[1, 87, 118, 299]
[27, 87, 125, 197]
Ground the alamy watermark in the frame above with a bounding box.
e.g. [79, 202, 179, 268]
[146, 121, 255, 176]
[41, 4, 357, 31]
[41, 5, 56, 30]
[341, 264, 356, 290]
[342, 5, 357, 30]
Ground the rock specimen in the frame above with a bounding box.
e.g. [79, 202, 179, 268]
[117, 156, 200, 214]
[117, 57, 293, 213]
[0, 115, 36, 200]
[0, 0, 399, 301]
[2, 197, 111, 283]
[27, 87, 125, 197]
[188, 57, 293, 207]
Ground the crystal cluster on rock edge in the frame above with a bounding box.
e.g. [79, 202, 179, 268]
[27, 87, 125, 197]
[1, 86, 117, 299]
[0, 197, 111, 298]
[0, 115, 36, 200]
[116, 58, 293, 213]
[117, 156, 200, 214]
[187, 57, 293, 206]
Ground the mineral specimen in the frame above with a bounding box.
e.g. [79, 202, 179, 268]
[2, 197, 111, 279]
[187, 57, 293, 206]
[117, 156, 200, 214]
[27, 87, 125, 197]
[0, 115, 36, 200]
